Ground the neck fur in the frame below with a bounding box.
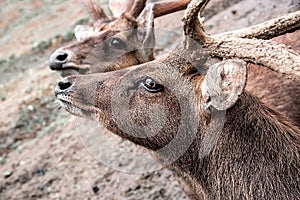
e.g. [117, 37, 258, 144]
[173, 92, 300, 199]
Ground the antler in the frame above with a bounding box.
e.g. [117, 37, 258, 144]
[85, 0, 108, 21]
[129, 0, 147, 18]
[182, 0, 300, 79]
[132, 0, 239, 20]
[218, 10, 300, 40]
[153, 0, 191, 18]
[206, 37, 300, 78]
[182, 0, 211, 43]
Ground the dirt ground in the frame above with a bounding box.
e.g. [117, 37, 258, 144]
[0, 0, 299, 199]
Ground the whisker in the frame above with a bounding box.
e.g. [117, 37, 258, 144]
[53, 100, 63, 111]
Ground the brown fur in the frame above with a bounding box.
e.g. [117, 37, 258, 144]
[55, 51, 300, 199]
[172, 92, 300, 199]
[50, 1, 300, 198]
[245, 30, 300, 127]
[51, 16, 300, 127]
[50, 15, 153, 77]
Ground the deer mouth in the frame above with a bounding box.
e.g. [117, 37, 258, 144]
[56, 93, 98, 119]
[56, 94, 80, 115]
[54, 63, 90, 77]
[59, 63, 90, 73]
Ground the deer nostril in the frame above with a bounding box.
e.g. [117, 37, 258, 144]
[49, 50, 71, 70]
[56, 53, 68, 62]
[54, 78, 73, 96]
[58, 80, 72, 91]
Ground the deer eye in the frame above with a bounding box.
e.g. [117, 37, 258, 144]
[110, 38, 126, 49]
[142, 77, 163, 93]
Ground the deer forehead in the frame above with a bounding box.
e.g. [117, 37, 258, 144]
[73, 15, 136, 43]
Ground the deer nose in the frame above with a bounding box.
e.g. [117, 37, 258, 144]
[54, 77, 73, 95]
[49, 49, 70, 70]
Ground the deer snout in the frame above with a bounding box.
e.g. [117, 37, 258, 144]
[54, 77, 73, 96]
[49, 49, 71, 70]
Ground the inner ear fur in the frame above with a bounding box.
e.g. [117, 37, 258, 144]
[201, 59, 247, 110]
[109, 0, 134, 17]
[136, 3, 155, 44]
[74, 25, 95, 42]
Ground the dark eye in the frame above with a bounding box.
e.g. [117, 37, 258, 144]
[110, 38, 126, 49]
[142, 78, 163, 93]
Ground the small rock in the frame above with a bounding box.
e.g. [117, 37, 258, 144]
[231, 10, 237, 15]
[27, 104, 34, 111]
[19, 160, 26, 166]
[92, 185, 100, 194]
[4, 171, 13, 179]
[0, 59, 6, 64]
[0, 95, 5, 101]
[25, 86, 33, 94]
[134, 185, 141, 190]
[0, 157, 6, 164]
[9, 54, 15, 60]
[64, 31, 74, 42]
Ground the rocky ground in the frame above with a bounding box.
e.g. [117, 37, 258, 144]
[0, 0, 298, 199]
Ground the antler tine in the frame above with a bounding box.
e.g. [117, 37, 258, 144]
[153, 0, 191, 18]
[129, 0, 147, 18]
[85, 0, 108, 21]
[182, 0, 211, 44]
[218, 10, 300, 40]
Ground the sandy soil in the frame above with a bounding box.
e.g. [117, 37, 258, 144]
[0, 0, 298, 199]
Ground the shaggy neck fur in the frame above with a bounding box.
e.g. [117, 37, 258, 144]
[173, 92, 300, 199]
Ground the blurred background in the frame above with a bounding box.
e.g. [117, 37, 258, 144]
[0, 0, 298, 199]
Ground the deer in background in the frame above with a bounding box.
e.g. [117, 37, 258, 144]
[53, 0, 300, 198]
[49, 0, 300, 128]
[49, 0, 191, 77]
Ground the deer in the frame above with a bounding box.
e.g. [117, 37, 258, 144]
[48, 1, 245, 197]
[49, 0, 191, 77]
[54, 57, 300, 199]
[49, 0, 300, 129]
[53, 0, 300, 199]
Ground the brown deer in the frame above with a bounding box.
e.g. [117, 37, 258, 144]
[49, 0, 300, 128]
[53, 51, 300, 199]
[53, 0, 300, 198]
[49, 0, 191, 77]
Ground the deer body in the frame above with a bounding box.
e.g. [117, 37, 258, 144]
[54, 51, 300, 199]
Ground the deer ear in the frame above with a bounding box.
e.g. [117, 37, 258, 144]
[109, 0, 134, 17]
[136, 3, 155, 62]
[74, 25, 95, 42]
[201, 59, 247, 110]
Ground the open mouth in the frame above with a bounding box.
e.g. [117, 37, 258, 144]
[59, 63, 80, 71]
[57, 95, 85, 118]
[56, 94, 75, 109]
[56, 94, 98, 119]
[50, 61, 90, 71]
[60, 63, 91, 74]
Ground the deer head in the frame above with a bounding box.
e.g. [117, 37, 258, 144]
[53, 49, 247, 150]
[49, 0, 190, 77]
[54, 49, 300, 198]
[49, 0, 153, 77]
